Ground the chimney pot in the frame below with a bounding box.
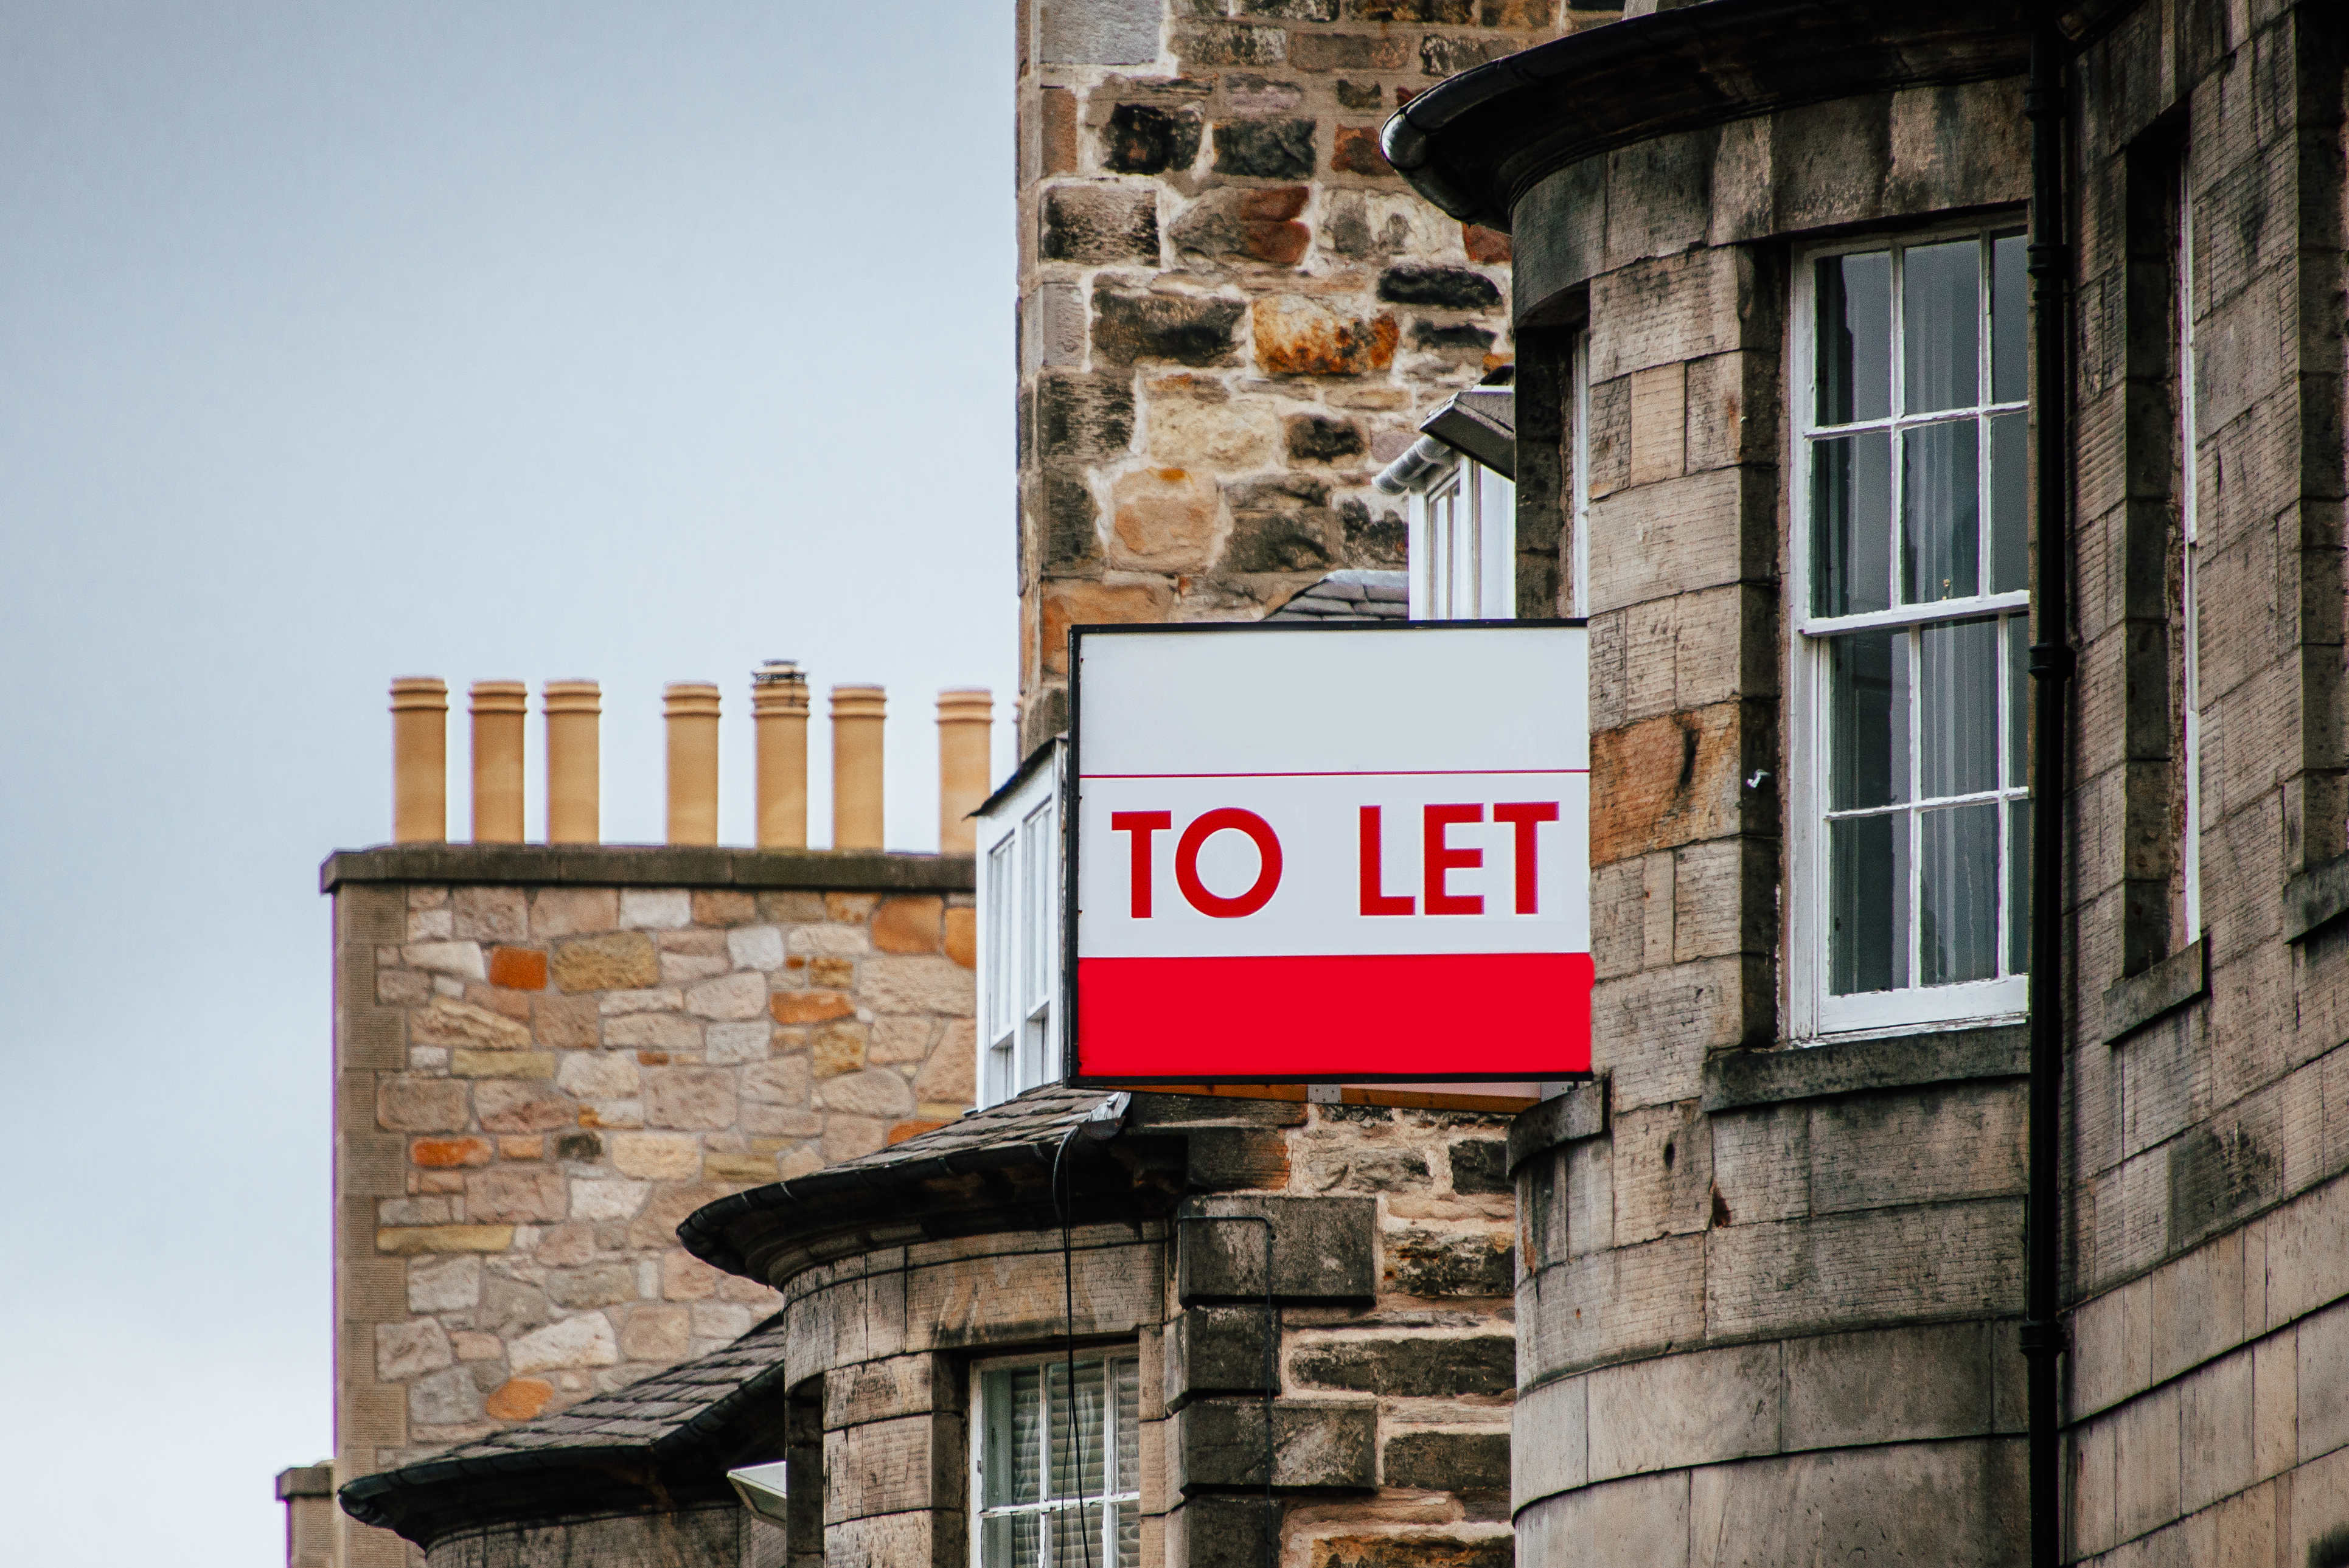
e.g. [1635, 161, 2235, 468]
[664, 681, 722, 846]
[830, 684, 886, 850]
[543, 680, 600, 844]
[469, 680, 527, 844]
[752, 663, 810, 848]
[390, 678, 448, 843]
[936, 687, 992, 855]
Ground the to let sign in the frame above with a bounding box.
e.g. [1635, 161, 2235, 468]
[1068, 622, 1590, 1084]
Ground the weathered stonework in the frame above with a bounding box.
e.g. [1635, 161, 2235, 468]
[1447, 0, 2349, 1563]
[330, 853, 976, 1567]
[1013, 0, 1586, 748]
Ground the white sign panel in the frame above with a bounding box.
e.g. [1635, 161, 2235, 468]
[1069, 622, 1590, 1084]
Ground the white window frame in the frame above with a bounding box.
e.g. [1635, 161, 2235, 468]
[970, 1350, 1141, 1568]
[975, 743, 1064, 1106]
[1787, 223, 2033, 1040]
[1405, 454, 1516, 621]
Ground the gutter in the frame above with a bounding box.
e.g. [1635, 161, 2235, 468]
[2023, 23, 2075, 1568]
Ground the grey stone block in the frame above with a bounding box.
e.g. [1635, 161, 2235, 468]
[1383, 1429, 1510, 1493]
[1507, 1080, 1609, 1174]
[1175, 1398, 1377, 1492]
[1168, 1305, 1273, 1407]
[1178, 1196, 1376, 1302]
[1289, 1333, 1514, 1398]
[1166, 1496, 1280, 1568]
[1038, 0, 1159, 66]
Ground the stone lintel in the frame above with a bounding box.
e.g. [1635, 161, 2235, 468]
[2285, 853, 2349, 943]
[2100, 940, 2209, 1044]
[1700, 1025, 2028, 1114]
[321, 843, 973, 895]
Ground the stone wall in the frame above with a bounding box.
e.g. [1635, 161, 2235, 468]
[329, 847, 976, 1568]
[1489, 0, 2349, 1561]
[1500, 59, 2048, 1568]
[1011, 0, 1593, 748]
[2056, 2, 2349, 1561]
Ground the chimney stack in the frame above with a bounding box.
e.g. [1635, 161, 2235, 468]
[936, 689, 992, 855]
[468, 680, 527, 844]
[389, 677, 447, 843]
[543, 680, 600, 844]
[752, 660, 810, 849]
[830, 684, 886, 850]
[664, 682, 722, 846]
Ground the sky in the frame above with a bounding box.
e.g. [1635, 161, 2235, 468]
[0, 4, 1012, 1559]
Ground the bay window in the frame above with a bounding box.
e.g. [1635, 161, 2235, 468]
[1791, 227, 2032, 1036]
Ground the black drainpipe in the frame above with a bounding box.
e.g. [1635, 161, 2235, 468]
[2024, 19, 2073, 1568]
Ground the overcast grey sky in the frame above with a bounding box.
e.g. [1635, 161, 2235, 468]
[0, 5, 1012, 1558]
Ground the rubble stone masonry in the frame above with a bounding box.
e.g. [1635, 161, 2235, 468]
[327, 848, 976, 1568]
[1012, 0, 1606, 748]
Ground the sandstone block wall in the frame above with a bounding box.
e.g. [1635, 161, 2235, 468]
[1012, 0, 1595, 748]
[2054, 2, 2349, 1561]
[1495, 1, 2349, 1561]
[329, 850, 976, 1568]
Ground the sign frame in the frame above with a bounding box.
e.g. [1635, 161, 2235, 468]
[1061, 617, 1593, 1090]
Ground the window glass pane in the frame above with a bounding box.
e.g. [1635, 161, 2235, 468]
[981, 1512, 1038, 1568]
[1021, 808, 1054, 1011]
[1811, 431, 1893, 616]
[1989, 411, 2028, 594]
[1902, 419, 1980, 603]
[1829, 630, 1909, 810]
[1053, 1503, 1107, 1568]
[1992, 233, 2028, 404]
[987, 839, 1016, 1040]
[1903, 240, 1981, 413]
[1921, 802, 2000, 985]
[1831, 813, 1908, 994]
[1009, 1366, 1043, 1505]
[1047, 1359, 1107, 1501]
[2006, 616, 2029, 788]
[1816, 251, 1891, 425]
[2008, 799, 2032, 975]
[1114, 1359, 1139, 1493]
[1921, 618, 1999, 799]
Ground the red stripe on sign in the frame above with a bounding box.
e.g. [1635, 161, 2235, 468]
[1074, 952, 1593, 1081]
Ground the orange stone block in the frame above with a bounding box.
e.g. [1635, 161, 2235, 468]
[485, 1378, 554, 1422]
[1463, 223, 1513, 263]
[411, 1136, 493, 1169]
[772, 991, 856, 1025]
[871, 895, 944, 954]
[944, 907, 976, 970]
[887, 1119, 952, 1146]
[487, 946, 548, 990]
[498, 1136, 545, 1160]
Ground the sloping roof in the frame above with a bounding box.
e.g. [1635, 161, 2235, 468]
[1266, 569, 1410, 622]
[679, 1081, 1167, 1286]
[338, 1320, 795, 1546]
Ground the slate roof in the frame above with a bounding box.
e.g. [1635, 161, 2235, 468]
[1265, 569, 1410, 622]
[431, 1321, 790, 1463]
[336, 1320, 792, 1544]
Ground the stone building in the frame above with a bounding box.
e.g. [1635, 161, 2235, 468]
[1381, 0, 2349, 1562]
[1011, 0, 1587, 748]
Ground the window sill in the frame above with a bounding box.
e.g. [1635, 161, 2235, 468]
[2286, 855, 2349, 943]
[1700, 1023, 2029, 1113]
[2100, 939, 2207, 1044]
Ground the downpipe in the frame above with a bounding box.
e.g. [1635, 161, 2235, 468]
[2024, 20, 2074, 1568]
